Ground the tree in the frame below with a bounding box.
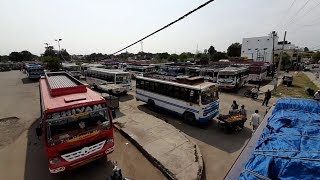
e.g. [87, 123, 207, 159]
[0, 55, 9, 62]
[44, 46, 57, 57]
[41, 56, 61, 71]
[304, 47, 309, 52]
[60, 49, 71, 61]
[208, 46, 217, 55]
[20, 50, 34, 61]
[227, 42, 242, 57]
[9, 52, 22, 62]
[168, 54, 178, 62]
[313, 51, 320, 62]
[213, 52, 228, 61]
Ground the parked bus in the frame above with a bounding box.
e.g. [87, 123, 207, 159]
[186, 67, 221, 83]
[247, 65, 267, 82]
[217, 67, 249, 90]
[62, 63, 82, 79]
[125, 64, 155, 79]
[136, 76, 219, 123]
[0, 63, 11, 71]
[86, 68, 131, 94]
[36, 72, 114, 174]
[159, 65, 185, 76]
[25, 63, 44, 79]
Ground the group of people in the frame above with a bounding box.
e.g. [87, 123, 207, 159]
[229, 101, 261, 132]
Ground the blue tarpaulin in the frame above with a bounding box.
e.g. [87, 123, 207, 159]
[239, 98, 320, 180]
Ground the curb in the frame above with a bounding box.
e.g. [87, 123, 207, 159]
[113, 123, 204, 180]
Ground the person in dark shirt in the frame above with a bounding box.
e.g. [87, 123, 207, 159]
[262, 89, 272, 106]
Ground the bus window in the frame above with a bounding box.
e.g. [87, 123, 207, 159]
[136, 79, 141, 88]
[150, 82, 155, 92]
[145, 81, 150, 91]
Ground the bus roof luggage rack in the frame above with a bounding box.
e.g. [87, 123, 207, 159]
[45, 72, 87, 96]
[175, 76, 204, 85]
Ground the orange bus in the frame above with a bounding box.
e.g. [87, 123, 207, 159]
[36, 72, 114, 173]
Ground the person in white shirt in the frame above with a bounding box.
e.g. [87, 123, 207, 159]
[240, 105, 247, 118]
[251, 86, 258, 99]
[315, 90, 320, 101]
[250, 110, 260, 132]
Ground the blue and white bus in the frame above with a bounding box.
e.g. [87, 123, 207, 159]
[136, 76, 219, 123]
[25, 63, 44, 79]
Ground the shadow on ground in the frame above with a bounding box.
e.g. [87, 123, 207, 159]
[137, 105, 252, 153]
[21, 78, 38, 84]
[24, 119, 114, 180]
[119, 94, 134, 102]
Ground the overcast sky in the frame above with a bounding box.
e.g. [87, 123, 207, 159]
[1, 0, 320, 55]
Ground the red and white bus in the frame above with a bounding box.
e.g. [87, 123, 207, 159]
[247, 65, 267, 82]
[36, 72, 114, 174]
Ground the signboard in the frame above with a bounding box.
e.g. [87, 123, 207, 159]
[47, 103, 106, 121]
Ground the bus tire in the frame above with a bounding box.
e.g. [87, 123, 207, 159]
[183, 112, 196, 124]
[147, 99, 155, 110]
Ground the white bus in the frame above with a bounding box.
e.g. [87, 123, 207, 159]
[217, 67, 249, 90]
[136, 76, 219, 123]
[186, 67, 221, 83]
[61, 63, 81, 79]
[248, 65, 267, 82]
[86, 68, 131, 94]
[125, 65, 155, 79]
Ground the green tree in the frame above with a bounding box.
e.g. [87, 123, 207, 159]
[168, 54, 178, 62]
[44, 46, 57, 57]
[213, 52, 228, 61]
[60, 49, 71, 61]
[208, 46, 217, 55]
[313, 51, 320, 62]
[41, 56, 61, 71]
[227, 42, 242, 57]
[9, 52, 22, 62]
[304, 47, 309, 52]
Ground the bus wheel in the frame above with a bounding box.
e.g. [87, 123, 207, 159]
[184, 112, 196, 124]
[147, 99, 155, 110]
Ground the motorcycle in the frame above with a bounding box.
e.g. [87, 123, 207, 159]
[244, 89, 258, 99]
[107, 161, 133, 180]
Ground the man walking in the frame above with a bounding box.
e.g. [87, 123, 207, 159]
[262, 89, 272, 106]
[250, 110, 260, 133]
[314, 90, 320, 101]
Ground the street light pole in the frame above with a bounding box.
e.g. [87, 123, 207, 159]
[55, 38, 65, 61]
[274, 31, 287, 92]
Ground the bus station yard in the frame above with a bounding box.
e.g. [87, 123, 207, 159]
[0, 70, 291, 180]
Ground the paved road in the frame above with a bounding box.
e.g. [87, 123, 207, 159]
[0, 71, 164, 180]
[125, 81, 276, 180]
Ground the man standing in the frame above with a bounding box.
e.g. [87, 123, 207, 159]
[240, 105, 247, 118]
[262, 89, 272, 106]
[250, 110, 260, 132]
[314, 90, 320, 101]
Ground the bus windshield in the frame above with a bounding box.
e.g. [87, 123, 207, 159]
[218, 75, 235, 79]
[116, 74, 130, 84]
[46, 107, 111, 145]
[201, 86, 219, 105]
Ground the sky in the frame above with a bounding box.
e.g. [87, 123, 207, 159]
[1, 0, 320, 56]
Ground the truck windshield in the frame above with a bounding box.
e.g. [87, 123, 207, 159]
[46, 107, 111, 144]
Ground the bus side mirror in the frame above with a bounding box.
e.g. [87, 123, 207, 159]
[36, 127, 42, 138]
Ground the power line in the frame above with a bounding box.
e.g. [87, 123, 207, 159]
[112, 0, 215, 55]
[289, 0, 320, 27]
[275, 0, 297, 29]
[282, 0, 312, 29]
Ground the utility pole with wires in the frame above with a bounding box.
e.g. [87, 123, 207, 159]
[274, 31, 287, 92]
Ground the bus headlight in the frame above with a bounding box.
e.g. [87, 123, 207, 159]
[49, 157, 61, 165]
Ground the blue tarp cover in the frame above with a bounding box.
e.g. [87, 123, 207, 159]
[239, 98, 320, 180]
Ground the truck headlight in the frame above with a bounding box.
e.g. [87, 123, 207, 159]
[49, 157, 61, 165]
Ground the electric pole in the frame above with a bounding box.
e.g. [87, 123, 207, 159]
[274, 31, 287, 92]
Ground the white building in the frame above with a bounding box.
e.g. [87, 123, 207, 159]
[241, 34, 301, 63]
[241, 35, 278, 63]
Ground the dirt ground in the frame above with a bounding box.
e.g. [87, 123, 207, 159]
[0, 71, 164, 180]
[126, 80, 277, 180]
